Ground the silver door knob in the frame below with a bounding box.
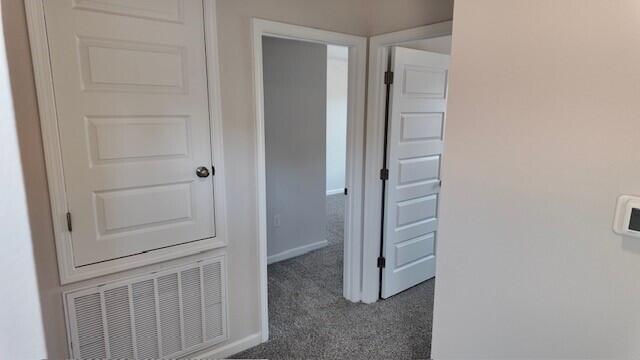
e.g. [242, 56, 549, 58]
[196, 166, 210, 178]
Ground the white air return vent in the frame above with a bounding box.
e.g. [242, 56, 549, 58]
[65, 256, 227, 359]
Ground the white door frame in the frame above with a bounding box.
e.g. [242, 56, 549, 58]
[24, 0, 228, 284]
[361, 21, 453, 304]
[251, 19, 367, 341]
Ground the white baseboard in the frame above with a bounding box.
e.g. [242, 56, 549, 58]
[194, 332, 262, 359]
[267, 239, 329, 264]
[326, 188, 344, 196]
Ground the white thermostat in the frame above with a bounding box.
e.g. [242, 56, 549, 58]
[613, 195, 640, 238]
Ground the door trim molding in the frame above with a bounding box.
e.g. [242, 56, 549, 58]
[24, 0, 228, 284]
[361, 21, 453, 304]
[251, 18, 367, 342]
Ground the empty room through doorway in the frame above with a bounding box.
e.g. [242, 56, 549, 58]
[262, 35, 349, 297]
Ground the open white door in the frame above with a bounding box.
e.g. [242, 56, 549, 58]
[381, 47, 449, 298]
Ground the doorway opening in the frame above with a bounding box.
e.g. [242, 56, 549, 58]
[250, 18, 453, 359]
[362, 22, 453, 303]
[325, 43, 350, 289]
[261, 35, 349, 303]
[256, 36, 351, 354]
[250, 19, 367, 343]
[361, 22, 453, 358]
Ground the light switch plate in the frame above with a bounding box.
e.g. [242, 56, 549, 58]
[613, 195, 640, 238]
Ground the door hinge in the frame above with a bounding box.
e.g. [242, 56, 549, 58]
[377, 256, 386, 268]
[66, 212, 72, 232]
[344, 188, 348, 195]
[380, 168, 389, 180]
[384, 71, 394, 85]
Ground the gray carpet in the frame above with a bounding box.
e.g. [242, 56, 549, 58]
[234, 194, 435, 359]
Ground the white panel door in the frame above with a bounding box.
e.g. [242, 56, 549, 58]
[381, 47, 449, 298]
[43, 0, 215, 266]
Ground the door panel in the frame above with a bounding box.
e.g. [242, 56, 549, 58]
[77, 36, 187, 93]
[381, 47, 449, 298]
[72, 0, 184, 23]
[86, 115, 190, 164]
[398, 156, 439, 185]
[43, 0, 215, 266]
[94, 182, 193, 236]
[400, 113, 443, 141]
[396, 195, 438, 226]
[395, 233, 435, 267]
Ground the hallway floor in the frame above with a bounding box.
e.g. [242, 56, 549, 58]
[235, 194, 435, 359]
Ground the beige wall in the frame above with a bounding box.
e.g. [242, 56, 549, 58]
[368, 0, 454, 35]
[0, 2, 47, 357]
[3, 0, 453, 357]
[402, 35, 452, 55]
[432, 0, 640, 358]
[1, 0, 67, 357]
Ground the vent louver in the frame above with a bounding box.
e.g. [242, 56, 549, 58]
[65, 256, 227, 359]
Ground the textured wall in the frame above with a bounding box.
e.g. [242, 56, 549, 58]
[432, 1, 640, 358]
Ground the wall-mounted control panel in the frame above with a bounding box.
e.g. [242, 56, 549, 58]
[613, 195, 640, 238]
